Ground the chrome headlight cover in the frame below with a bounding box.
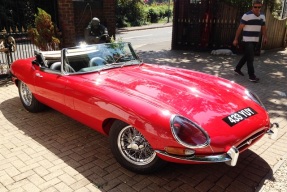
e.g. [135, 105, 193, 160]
[245, 90, 266, 109]
[170, 115, 210, 148]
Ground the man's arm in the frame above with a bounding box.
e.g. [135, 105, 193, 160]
[261, 25, 267, 44]
[233, 23, 244, 47]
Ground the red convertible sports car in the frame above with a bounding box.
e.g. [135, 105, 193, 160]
[10, 42, 278, 174]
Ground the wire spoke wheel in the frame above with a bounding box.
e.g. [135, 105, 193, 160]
[19, 81, 33, 106]
[109, 120, 166, 173]
[118, 125, 156, 165]
[18, 81, 45, 113]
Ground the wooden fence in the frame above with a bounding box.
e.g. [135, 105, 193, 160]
[262, 7, 287, 50]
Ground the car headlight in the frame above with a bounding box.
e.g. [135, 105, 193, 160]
[245, 90, 266, 109]
[170, 115, 210, 148]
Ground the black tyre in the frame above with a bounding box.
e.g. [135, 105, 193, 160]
[18, 80, 45, 112]
[109, 120, 166, 174]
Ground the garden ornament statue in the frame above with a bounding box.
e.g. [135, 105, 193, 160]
[84, 17, 110, 44]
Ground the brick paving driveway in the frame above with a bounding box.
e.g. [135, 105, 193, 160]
[0, 48, 286, 192]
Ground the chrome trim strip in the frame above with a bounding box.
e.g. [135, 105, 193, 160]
[237, 131, 265, 149]
[156, 148, 238, 166]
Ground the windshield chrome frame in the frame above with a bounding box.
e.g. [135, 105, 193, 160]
[61, 42, 141, 74]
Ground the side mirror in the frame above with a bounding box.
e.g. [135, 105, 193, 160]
[32, 60, 40, 66]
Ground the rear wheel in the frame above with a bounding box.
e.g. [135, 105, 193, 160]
[109, 120, 166, 174]
[18, 81, 45, 112]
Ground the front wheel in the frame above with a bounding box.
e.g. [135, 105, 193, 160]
[18, 80, 45, 112]
[109, 120, 166, 174]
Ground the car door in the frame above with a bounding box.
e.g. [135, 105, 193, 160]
[33, 67, 70, 113]
[62, 73, 108, 132]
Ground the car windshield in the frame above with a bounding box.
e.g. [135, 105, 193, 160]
[63, 42, 141, 73]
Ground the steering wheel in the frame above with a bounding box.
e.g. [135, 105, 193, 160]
[89, 57, 107, 66]
[115, 54, 132, 63]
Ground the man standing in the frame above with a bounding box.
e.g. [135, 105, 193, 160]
[233, 0, 267, 82]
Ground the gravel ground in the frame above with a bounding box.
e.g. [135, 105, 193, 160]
[259, 156, 287, 192]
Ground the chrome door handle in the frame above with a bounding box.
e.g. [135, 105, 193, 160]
[35, 73, 43, 78]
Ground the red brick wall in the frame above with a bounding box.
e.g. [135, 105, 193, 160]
[103, 0, 116, 41]
[57, 0, 76, 47]
[57, 0, 115, 47]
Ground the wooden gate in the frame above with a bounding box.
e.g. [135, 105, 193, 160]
[172, 0, 245, 51]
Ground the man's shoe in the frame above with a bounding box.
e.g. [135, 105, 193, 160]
[249, 76, 259, 82]
[234, 69, 244, 76]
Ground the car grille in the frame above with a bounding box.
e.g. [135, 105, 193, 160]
[236, 130, 266, 152]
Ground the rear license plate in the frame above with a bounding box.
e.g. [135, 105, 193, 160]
[223, 107, 257, 127]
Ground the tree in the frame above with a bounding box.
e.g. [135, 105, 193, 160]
[116, 0, 146, 27]
[27, 8, 60, 51]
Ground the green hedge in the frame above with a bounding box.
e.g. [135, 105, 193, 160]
[116, 1, 173, 28]
[144, 4, 172, 23]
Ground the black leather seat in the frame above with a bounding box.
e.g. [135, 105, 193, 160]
[50, 62, 61, 71]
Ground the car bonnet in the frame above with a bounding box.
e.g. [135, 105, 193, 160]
[81, 63, 270, 150]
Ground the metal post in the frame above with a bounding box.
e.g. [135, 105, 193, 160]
[281, 0, 287, 19]
[167, 0, 170, 23]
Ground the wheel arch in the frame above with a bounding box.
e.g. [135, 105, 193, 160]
[102, 118, 118, 135]
[13, 78, 19, 87]
[101, 114, 171, 152]
[102, 118, 138, 136]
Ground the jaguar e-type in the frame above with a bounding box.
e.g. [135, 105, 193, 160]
[10, 42, 277, 174]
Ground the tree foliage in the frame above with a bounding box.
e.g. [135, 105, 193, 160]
[222, 0, 283, 18]
[222, 0, 278, 10]
[116, 0, 173, 27]
[116, 0, 146, 27]
[27, 8, 60, 51]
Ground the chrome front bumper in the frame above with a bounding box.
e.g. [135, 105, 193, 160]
[156, 123, 279, 167]
[156, 146, 239, 166]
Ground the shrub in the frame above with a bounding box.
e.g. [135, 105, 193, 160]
[27, 8, 60, 51]
[144, 2, 173, 23]
[116, 0, 146, 27]
[148, 7, 160, 23]
[117, 0, 173, 27]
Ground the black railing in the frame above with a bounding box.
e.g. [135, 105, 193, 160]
[0, 0, 58, 34]
[0, 0, 59, 64]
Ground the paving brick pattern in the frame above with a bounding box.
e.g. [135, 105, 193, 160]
[0, 47, 286, 191]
